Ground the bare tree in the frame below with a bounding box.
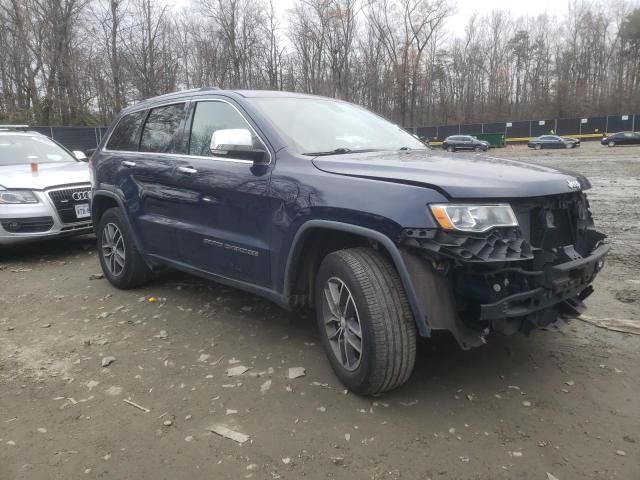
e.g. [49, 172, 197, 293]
[0, 0, 639, 127]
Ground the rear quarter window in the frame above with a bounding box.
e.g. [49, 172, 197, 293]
[106, 111, 147, 151]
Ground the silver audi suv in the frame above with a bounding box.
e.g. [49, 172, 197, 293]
[0, 126, 92, 245]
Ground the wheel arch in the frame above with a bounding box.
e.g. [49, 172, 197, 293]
[283, 220, 430, 336]
[91, 191, 120, 225]
[91, 190, 147, 258]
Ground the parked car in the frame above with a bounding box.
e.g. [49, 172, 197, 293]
[600, 131, 640, 147]
[0, 126, 92, 245]
[528, 135, 580, 149]
[91, 89, 609, 394]
[442, 135, 489, 152]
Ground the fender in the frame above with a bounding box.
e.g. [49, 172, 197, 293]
[283, 219, 431, 337]
[91, 189, 148, 258]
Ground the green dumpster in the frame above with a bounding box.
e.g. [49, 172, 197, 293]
[475, 133, 506, 148]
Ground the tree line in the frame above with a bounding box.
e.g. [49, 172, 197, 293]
[1, 0, 639, 128]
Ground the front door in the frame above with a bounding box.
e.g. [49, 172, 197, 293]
[171, 99, 274, 287]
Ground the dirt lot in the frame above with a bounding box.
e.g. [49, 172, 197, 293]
[1, 141, 639, 480]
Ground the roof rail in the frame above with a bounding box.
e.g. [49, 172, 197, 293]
[0, 125, 29, 131]
[151, 86, 220, 99]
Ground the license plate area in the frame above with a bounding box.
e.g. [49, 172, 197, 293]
[75, 203, 90, 219]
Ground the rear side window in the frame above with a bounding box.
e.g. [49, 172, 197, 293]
[106, 111, 146, 151]
[189, 101, 258, 157]
[140, 103, 188, 153]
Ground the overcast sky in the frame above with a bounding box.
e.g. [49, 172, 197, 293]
[172, 0, 572, 37]
[446, 0, 568, 33]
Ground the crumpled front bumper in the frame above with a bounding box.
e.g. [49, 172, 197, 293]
[399, 225, 609, 349]
[479, 242, 609, 323]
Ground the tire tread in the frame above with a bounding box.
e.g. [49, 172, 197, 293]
[326, 248, 416, 394]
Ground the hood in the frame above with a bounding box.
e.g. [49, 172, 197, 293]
[312, 150, 590, 199]
[0, 162, 90, 190]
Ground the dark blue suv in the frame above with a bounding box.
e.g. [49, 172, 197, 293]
[90, 88, 609, 394]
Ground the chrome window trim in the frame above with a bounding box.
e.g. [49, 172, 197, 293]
[102, 98, 272, 166]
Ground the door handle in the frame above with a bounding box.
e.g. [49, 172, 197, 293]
[177, 166, 198, 174]
[122, 160, 136, 167]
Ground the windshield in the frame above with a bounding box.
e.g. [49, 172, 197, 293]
[0, 134, 76, 166]
[247, 97, 427, 155]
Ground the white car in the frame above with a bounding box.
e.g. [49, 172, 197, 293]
[0, 127, 92, 245]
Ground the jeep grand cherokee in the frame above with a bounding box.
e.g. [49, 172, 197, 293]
[90, 88, 609, 395]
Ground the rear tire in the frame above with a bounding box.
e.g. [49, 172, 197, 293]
[315, 248, 417, 395]
[97, 207, 152, 289]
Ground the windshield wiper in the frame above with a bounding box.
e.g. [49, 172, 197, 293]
[303, 148, 353, 156]
[303, 148, 386, 156]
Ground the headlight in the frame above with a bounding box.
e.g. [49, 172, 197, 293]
[0, 190, 39, 204]
[430, 204, 518, 232]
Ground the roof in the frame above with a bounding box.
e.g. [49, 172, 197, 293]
[120, 88, 336, 115]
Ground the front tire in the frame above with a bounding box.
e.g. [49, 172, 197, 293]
[315, 248, 417, 395]
[535, 144, 542, 150]
[97, 207, 151, 289]
[447, 145, 455, 152]
[608, 140, 616, 147]
[474, 146, 483, 152]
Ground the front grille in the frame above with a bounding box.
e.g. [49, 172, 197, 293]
[2, 216, 54, 233]
[526, 192, 595, 255]
[47, 186, 91, 224]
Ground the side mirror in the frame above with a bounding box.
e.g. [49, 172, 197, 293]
[73, 150, 88, 161]
[85, 148, 96, 158]
[210, 129, 268, 164]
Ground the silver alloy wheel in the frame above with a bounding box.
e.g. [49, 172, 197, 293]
[102, 222, 126, 276]
[322, 277, 363, 371]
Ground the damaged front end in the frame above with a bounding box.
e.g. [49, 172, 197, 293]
[400, 192, 609, 349]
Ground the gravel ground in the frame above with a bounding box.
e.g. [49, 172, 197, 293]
[1, 141, 638, 480]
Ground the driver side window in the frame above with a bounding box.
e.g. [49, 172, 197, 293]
[189, 101, 259, 157]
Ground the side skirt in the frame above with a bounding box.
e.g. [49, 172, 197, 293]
[146, 254, 290, 310]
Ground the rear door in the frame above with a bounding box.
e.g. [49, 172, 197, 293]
[170, 99, 274, 286]
[110, 102, 190, 260]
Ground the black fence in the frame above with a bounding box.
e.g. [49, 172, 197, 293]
[29, 113, 640, 151]
[29, 126, 108, 152]
[408, 113, 640, 140]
